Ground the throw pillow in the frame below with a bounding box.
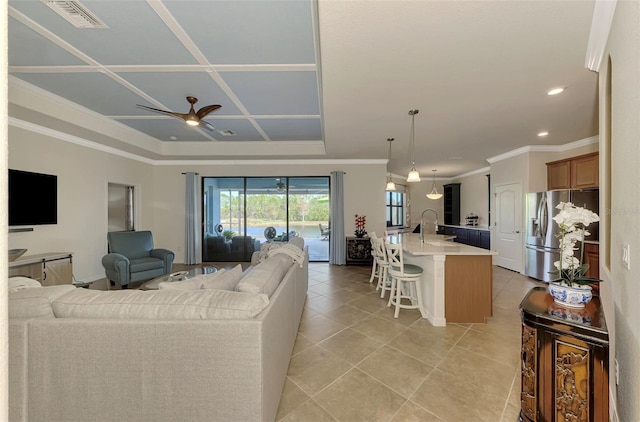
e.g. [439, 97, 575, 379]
[158, 269, 227, 290]
[200, 264, 243, 291]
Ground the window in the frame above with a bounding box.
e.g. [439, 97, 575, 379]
[386, 191, 405, 227]
[202, 176, 330, 262]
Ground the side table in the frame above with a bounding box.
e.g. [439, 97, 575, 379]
[345, 236, 373, 265]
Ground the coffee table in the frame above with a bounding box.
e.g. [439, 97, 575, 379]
[140, 267, 217, 290]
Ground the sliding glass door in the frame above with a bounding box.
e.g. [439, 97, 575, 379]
[202, 176, 330, 262]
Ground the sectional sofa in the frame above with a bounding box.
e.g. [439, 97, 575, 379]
[9, 239, 308, 422]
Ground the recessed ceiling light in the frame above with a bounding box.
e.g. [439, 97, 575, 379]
[538, 131, 549, 137]
[547, 87, 565, 96]
[448, 156, 463, 160]
[169, 136, 177, 141]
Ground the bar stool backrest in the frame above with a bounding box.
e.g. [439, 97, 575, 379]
[385, 243, 404, 273]
[373, 237, 388, 265]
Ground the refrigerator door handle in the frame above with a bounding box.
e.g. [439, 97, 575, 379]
[537, 195, 547, 244]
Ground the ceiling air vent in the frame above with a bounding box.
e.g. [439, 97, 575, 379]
[217, 129, 236, 137]
[42, 1, 108, 29]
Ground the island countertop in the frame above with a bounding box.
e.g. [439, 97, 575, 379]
[389, 233, 498, 256]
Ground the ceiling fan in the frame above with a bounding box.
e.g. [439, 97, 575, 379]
[136, 96, 221, 131]
[275, 178, 295, 192]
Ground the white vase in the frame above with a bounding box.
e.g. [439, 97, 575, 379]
[548, 283, 593, 308]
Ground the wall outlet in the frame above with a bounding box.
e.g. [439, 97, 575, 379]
[615, 358, 620, 385]
[622, 243, 631, 270]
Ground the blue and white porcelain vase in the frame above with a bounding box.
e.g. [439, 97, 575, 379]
[548, 283, 593, 308]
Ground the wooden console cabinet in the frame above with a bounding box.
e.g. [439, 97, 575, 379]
[9, 252, 73, 285]
[345, 237, 373, 265]
[547, 152, 599, 190]
[520, 287, 609, 422]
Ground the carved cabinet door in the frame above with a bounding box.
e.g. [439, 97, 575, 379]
[543, 332, 608, 422]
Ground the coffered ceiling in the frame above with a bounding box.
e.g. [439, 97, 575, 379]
[7, 0, 599, 177]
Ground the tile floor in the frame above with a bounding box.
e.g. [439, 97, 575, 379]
[276, 263, 545, 422]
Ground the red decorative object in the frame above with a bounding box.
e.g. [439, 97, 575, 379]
[354, 214, 367, 237]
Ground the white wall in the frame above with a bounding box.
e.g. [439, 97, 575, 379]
[151, 162, 387, 263]
[8, 126, 387, 276]
[601, 2, 640, 419]
[8, 126, 156, 282]
[1, 8, 9, 419]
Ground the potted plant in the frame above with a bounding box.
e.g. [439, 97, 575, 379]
[354, 214, 367, 238]
[548, 201, 600, 308]
[222, 230, 235, 241]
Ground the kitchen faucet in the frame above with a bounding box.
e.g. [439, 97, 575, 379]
[420, 209, 438, 243]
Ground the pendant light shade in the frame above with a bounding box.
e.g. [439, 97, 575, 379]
[385, 137, 396, 191]
[426, 169, 443, 200]
[406, 109, 421, 182]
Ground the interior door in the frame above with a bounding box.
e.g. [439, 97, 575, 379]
[495, 182, 523, 272]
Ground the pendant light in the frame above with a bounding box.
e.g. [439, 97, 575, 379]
[385, 138, 396, 191]
[406, 109, 421, 182]
[426, 169, 443, 200]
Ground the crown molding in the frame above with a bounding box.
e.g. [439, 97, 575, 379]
[487, 135, 599, 164]
[457, 166, 491, 179]
[9, 117, 156, 165]
[585, 0, 617, 72]
[9, 116, 384, 167]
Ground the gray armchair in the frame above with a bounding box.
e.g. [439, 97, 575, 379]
[102, 230, 174, 289]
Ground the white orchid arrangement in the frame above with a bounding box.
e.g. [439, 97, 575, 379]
[550, 201, 600, 287]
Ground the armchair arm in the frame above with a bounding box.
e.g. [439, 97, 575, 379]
[101, 253, 130, 285]
[150, 248, 175, 273]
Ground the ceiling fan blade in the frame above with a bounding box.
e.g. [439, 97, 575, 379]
[137, 104, 187, 120]
[199, 120, 216, 132]
[196, 104, 222, 119]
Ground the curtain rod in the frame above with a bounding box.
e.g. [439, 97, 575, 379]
[181, 172, 200, 175]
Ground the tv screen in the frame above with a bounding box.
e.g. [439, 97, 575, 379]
[9, 169, 58, 226]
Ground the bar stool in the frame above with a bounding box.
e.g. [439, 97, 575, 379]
[385, 243, 424, 318]
[367, 232, 378, 284]
[373, 237, 392, 298]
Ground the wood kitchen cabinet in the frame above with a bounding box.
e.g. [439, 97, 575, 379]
[520, 287, 609, 422]
[547, 152, 599, 190]
[9, 252, 73, 285]
[584, 243, 600, 280]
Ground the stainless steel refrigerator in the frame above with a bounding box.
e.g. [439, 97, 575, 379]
[525, 190, 599, 282]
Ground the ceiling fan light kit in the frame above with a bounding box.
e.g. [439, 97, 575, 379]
[406, 109, 421, 182]
[426, 169, 443, 200]
[385, 137, 396, 191]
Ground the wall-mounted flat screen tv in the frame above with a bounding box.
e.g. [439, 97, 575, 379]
[9, 169, 58, 226]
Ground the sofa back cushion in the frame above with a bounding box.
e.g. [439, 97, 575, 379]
[199, 265, 243, 291]
[52, 288, 269, 320]
[237, 254, 293, 297]
[9, 284, 77, 319]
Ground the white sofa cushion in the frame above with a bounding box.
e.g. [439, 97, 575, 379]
[8, 276, 42, 293]
[237, 254, 293, 297]
[9, 284, 77, 319]
[52, 288, 270, 320]
[199, 265, 243, 291]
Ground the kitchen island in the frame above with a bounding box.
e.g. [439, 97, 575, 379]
[386, 232, 498, 326]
